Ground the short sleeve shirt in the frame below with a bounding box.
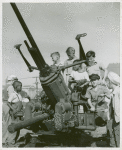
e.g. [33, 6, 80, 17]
[70, 71, 89, 81]
[85, 85, 110, 106]
[8, 91, 22, 103]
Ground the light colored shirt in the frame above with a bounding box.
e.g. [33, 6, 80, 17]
[85, 85, 110, 106]
[22, 98, 29, 103]
[112, 86, 120, 123]
[64, 56, 78, 75]
[54, 61, 64, 67]
[86, 62, 105, 77]
[7, 85, 14, 97]
[64, 56, 78, 85]
[8, 91, 22, 103]
[70, 71, 89, 81]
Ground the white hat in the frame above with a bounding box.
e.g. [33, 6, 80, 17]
[107, 72, 120, 86]
[7, 75, 18, 81]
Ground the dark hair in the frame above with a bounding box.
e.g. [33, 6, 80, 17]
[50, 52, 60, 57]
[86, 51, 95, 58]
[13, 81, 22, 89]
[66, 47, 75, 54]
[89, 74, 100, 81]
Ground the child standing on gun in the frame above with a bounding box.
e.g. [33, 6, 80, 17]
[64, 47, 78, 85]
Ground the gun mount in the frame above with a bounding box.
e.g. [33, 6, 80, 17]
[7, 3, 103, 147]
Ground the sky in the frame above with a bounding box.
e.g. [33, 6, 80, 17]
[2, 2, 120, 87]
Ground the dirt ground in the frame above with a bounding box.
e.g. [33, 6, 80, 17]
[3, 126, 109, 147]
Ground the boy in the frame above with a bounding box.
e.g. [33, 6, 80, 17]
[86, 51, 107, 82]
[3, 81, 23, 145]
[75, 34, 107, 82]
[64, 47, 78, 85]
[69, 59, 90, 113]
[50, 52, 63, 67]
[105, 72, 120, 147]
[68, 59, 89, 92]
[85, 74, 111, 120]
[7, 75, 18, 98]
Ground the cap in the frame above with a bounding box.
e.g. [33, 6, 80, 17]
[107, 72, 120, 86]
[7, 75, 18, 81]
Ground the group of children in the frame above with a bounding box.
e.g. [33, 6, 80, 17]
[2, 35, 120, 147]
[50, 34, 120, 147]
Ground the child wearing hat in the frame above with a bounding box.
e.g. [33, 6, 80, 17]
[105, 72, 120, 147]
[7, 75, 18, 98]
[85, 74, 111, 119]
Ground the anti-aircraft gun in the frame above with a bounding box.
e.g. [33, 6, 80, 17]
[8, 3, 97, 146]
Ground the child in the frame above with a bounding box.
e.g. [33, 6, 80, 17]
[105, 72, 120, 147]
[8, 81, 22, 104]
[50, 52, 63, 67]
[69, 59, 90, 113]
[68, 59, 89, 92]
[64, 47, 78, 85]
[86, 51, 107, 82]
[7, 75, 18, 98]
[3, 81, 23, 145]
[85, 74, 111, 124]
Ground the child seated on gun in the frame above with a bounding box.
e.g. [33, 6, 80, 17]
[85, 74, 111, 120]
[64, 47, 78, 85]
[68, 59, 90, 113]
[86, 50, 107, 82]
[68, 59, 89, 92]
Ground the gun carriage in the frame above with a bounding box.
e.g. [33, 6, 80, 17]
[7, 3, 102, 147]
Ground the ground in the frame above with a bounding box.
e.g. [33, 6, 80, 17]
[2, 126, 109, 147]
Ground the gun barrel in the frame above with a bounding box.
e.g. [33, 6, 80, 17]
[17, 48, 33, 72]
[60, 60, 87, 70]
[8, 113, 50, 133]
[10, 3, 46, 70]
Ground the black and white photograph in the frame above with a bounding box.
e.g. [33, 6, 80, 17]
[2, 1, 120, 148]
